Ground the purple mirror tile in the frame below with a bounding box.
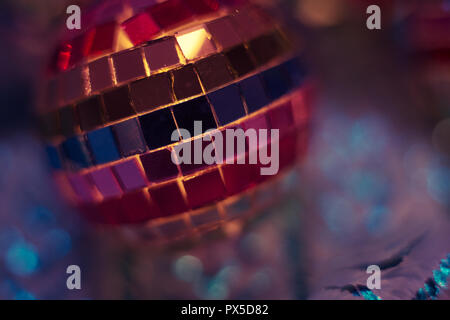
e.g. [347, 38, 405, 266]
[140, 148, 180, 182]
[68, 174, 98, 203]
[143, 37, 182, 72]
[206, 16, 242, 50]
[112, 158, 149, 191]
[90, 167, 123, 199]
[208, 83, 245, 126]
[239, 75, 270, 113]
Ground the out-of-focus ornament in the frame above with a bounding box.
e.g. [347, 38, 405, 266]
[37, 0, 313, 244]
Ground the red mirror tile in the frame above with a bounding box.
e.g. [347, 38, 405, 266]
[221, 161, 259, 196]
[185, 0, 219, 15]
[148, 181, 188, 217]
[120, 190, 160, 224]
[268, 101, 294, 136]
[53, 44, 71, 72]
[277, 130, 298, 171]
[89, 56, 114, 93]
[143, 37, 182, 72]
[89, 21, 117, 57]
[81, 3, 101, 30]
[67, 31, 95, 67]
[211, 124, 247, 164]
[253, 138, 283, 183]
[183, 169, 226, 208]
[122, 11, 160, 45]
[148, 0, 193, 29]
[97, 197, 126, 225]
[241, 114, 270, 154]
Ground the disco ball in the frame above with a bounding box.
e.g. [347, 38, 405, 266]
[37, 0, 312, 243]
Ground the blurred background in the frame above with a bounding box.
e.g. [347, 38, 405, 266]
[0, 0, 449, 299]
